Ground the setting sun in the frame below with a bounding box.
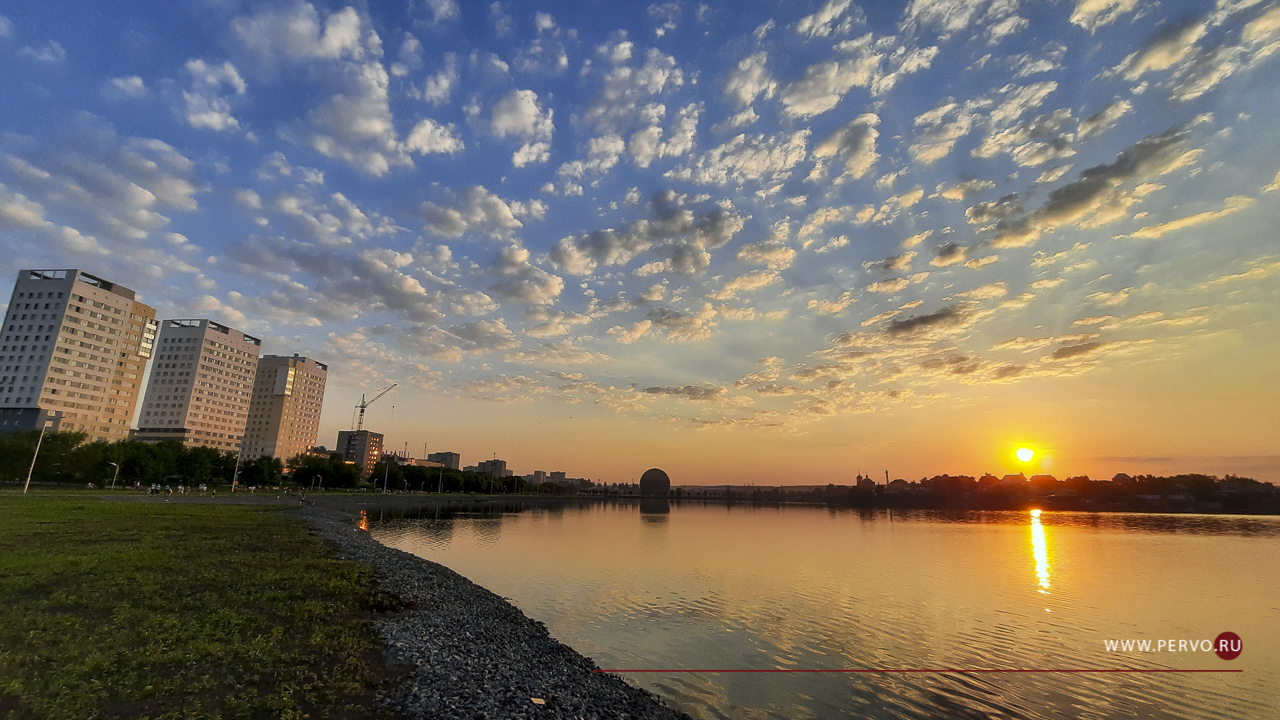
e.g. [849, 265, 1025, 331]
[1016, 448, 1035, 463]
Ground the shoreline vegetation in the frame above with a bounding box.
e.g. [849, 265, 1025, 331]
[0, 491, 690, 720]
[1, 429, 1275, 516]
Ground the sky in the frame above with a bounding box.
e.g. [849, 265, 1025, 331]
[1, 0, 1278, 484]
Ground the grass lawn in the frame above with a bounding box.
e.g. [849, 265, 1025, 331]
[0, 492, 400, 719]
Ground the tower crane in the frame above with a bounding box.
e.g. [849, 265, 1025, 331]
[353, 384, 397, 431]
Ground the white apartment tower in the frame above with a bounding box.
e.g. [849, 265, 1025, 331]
[0, 269, 157, 441]
[241, 354, 328, 462]
[132, 319, 261, 452]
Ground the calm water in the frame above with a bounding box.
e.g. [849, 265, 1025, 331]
[370, 502, 1280, 719]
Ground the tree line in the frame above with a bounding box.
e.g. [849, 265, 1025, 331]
[2, 428, 544, 492]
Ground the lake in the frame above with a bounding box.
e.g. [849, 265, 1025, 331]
[369, 501, 1279, 719]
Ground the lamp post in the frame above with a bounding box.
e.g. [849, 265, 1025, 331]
[231, 447, 243, 493]
[108, 462, 120, 490]
[23, 420, 53, 495]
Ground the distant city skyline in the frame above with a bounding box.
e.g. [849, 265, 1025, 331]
[1, 1, 1277, 484]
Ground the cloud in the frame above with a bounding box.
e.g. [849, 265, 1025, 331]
[1167, 7, 1280, 102]
[811, 113, 880, 181]
[608, 319, 653, 344]
[884, 306, 967, 338]
[992, 333, 1098, 351]
[104, 76, 148, 99]
[781, 36, 937, 118]
[20, 41, 65, 63]
[514, 12, 570, 74]
[797, 0, 858, 39]
[1086, 288, 1131, 306]
[646, 303, 719, 341]
[1070, 0, 1140, 32]
[491, 88, 554, 167]
[901, 230, 932, 249]
[985, 123, 1203, 248]
[421, 53, 459, 104]
[1119, 196, 1253, 239]
[935, 178, 995, 201]
[1077, 100, 1133, 143]
[524, 307, 593, 337]
[1043, 341, 1113, 361]
[583, 37, 684, 135]
[649, 3, 681, 37]
[629, 104, 701, 169]
[550, 191, 743, 276]
[488, 245, 565, 305]
[0, 116, 204, 275]
[284, 61, 414, 176]
[423, 0, 460, 26]
[419, 186, 538, 238]
[233, 3, 373, 72]
[708, 270, 781, 300]
[670, 130, 810, 186]
[457, 374, 547, 402]
[505, 340, 610, 364]
[735, 356, 785, 387]
[909, 98, 989, 163]
[405, 118, 464, 154]
[1114, 20, 1208, 80]
[930, 242, 968, 266]
[443, 318, 520, 354]
[736, 238, 796, 270]
[181, 59, 247, 132]
[724, 52, 776, 108]
[867, 278, 909, 293]
[808, 291, 856, 314]
[957, 281, 1007, 300]
[232, 188, 262, 210]
[864, 251, 917, 273]
[642, 384, 727, 401]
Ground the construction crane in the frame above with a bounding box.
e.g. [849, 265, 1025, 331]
[353, 384, 397, 431]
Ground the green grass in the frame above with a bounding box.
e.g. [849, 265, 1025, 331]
[0, 493, 398, 719]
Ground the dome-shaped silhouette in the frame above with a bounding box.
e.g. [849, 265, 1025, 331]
[639, 468, 671, 496]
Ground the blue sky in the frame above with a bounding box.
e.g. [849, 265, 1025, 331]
[2, 0, 1278, 483]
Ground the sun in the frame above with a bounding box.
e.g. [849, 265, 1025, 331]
[1016, 447, 1035, 463]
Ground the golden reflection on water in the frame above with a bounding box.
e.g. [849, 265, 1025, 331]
[1030, 510, 1050, 592]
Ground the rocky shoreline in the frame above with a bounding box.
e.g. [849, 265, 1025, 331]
[298, 505, 691, 720]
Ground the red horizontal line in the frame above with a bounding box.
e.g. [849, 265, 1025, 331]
[596, 669, 1242, 674]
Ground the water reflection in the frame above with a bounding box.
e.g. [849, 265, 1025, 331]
[1030, 509, 1050, 592]
[369, 501, 1277, 720]
[640, 498, 671, 517]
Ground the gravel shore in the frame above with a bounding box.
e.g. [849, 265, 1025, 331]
[298, 505, 691, 720]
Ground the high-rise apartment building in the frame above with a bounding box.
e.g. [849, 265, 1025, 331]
[132, 319, 261, 452]
[0, 269, 157, 441]
[242, 354, 328, 461]
[337, 429, 383, 478]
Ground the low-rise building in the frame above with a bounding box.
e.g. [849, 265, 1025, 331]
[426, 451, 460, 470]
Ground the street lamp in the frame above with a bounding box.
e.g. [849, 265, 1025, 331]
[23, 420, 53, 495]
[108, 462, 120, 490]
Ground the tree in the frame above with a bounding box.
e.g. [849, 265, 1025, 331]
[239, 455, 283, 486]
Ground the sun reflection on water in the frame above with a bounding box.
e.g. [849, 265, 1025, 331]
[1030, 510, 1050, 592]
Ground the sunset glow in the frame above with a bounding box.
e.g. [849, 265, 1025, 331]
[2, 0, 1277, 484]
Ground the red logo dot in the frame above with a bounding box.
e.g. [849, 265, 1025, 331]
[1214, 632, 1242, 661]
